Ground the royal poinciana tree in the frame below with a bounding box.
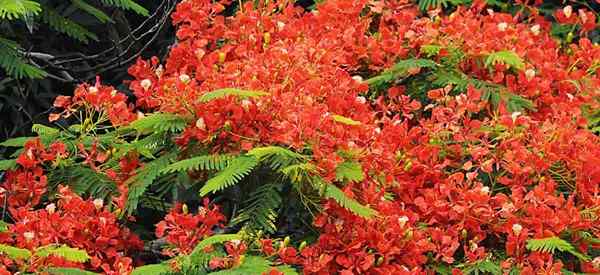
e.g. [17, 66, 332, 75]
[0, 0, 599, 274]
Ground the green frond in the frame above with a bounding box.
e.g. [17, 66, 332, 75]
[335, 161, 364, 183]
[0, 221, 9, 232]
[189, 234, 241, 263]
[0, 0, 41, 20]
[247, 146, 305, 169]
[44, 267, 100, 275]
[231, 182, 281, 233]
[279, 163, 318, 185]
[547, 161, 576, 193]
[418, 0, 449, 11]
[0, 159, 17, 171]
[484, 50, 525, 71]
[126, 113, 188, 134]
[131, 264, 171, 275]
[331, 114, 361, 126]
[0, 244, 31, 260]
[198, 88, 270, 103]
[125, 153, 176, 215]
[0, 136, 32, 147]
[323, 184, 377, 218]
[526, 236, 590, 261]
[98, 0, 148, 16]
[208, 255, 299, 275]
[35, 244, 90, 263]
[41, 6, 98, 43]
[161, 154, 234, 174]
[199, 155, 258, 196]
[460, 259, 502, 275]
[0, 37, 47, 79]
[365, 58, 438, 88]
[71, 0, 113, 23]
[32, 124, 59, 136]
[52, 166, 118, 199]
[421, 44, 443, 57]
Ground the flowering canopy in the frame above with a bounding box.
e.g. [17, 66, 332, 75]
[0, 0, 599, 274]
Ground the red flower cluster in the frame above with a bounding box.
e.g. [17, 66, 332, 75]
[0, 186, 143, 274]
[155, 199, 226, 256]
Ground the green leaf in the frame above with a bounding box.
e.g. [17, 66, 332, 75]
[71, 0, 113, 23]
[0, 37, 47, 79]
[98, 0, 148, 16]
[189, 234, 241, 263]
[460, 259, 502, 275]
[32, 124, 59, 136]
[34, 245, 90, 263]
[199, 155, 258, 196]
[208, 255, 299, 275]
[230, 182, 281, 233]
[323, 184, 377, 218]
[127, 113, 188, 134]
[421, 44, 443, 57]
[331, 114, 361, 126]
[335, 161, 364, 183]
[125, 153, 176, 215]
[0, 221, 9, 232]
[0, 244, 31, 260]
[131, 264, 171, 275]
[41, 6, 98, 43]
[526, 236, 590, 261]
[0, 136, 32, 147]
[198, 88, 269, 103]
[161, 154, 234, 174]
[45, 267, 100, 275]
[0, 159, 17, 171]
[0, 0, 41, 20]
[247, 146, 305, 169]
[484, 50, 525, 71]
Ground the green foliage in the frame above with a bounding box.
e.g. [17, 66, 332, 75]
[0, 37, 47, 79]
[127, 113, 189, 134]
[323, 184, 377, 218]
[231, 182, 282, 233]
[199, 155, 259, 196]
[484, 50, 525, 71]
[365, 58, 438, 89]
[0, 136, 32, 147]
[125, 153, 177, 215]
[459, 259, 502, 275]
[208, 255, 299, 275]
[35, 245, 90, 263]
[0, 0, 41, 20]
[331, 114, 361, 126]
[51, 166, 118, 200]
[131, 264, 172, 275]
[526, 236, 590, 261]
[98, 0, 149, 16]
[335, 161, 364, 183]
[71, 0, 112, 23]
[247, 146, 305, 169]
[40, 6, 98, 43]
[45, 267, 100, 275]
[198, 88, 270, 103]
[417, 0, 471, 11]
[0, 244, 31, 260]
[189, 234, 241, 263]
[0, 159, 17, 171]
[161, 154, 234, 174]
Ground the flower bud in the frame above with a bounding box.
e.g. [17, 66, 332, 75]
[352, 75, 363, 83]
[298, 241, 307, 251]
[512, 223, 523, 235]
[218, 52, 226, 63]
[525, 69, 536, 81]
[563, 5, 572, 18]
[140, 79, 152, 91]
[179, 74, 191, 84]
[283, 236, 290, 247]
[530, 24, 540, 35]
[46, 203, 56, 214]
[93, 198, 104, 210]
[497, 22, 508, 31]
[263, 32, 271, 44]
[398, 216, 409, 227]
[182, 203, 189, 214]
[196, 117, 206, 130]
[24, 231, 34, 242]
[89, 86, 98, 94]
[155, 65, 164, 77]
[480, 186, 490, 195]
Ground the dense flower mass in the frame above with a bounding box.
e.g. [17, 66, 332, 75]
[1, 0, 599, 274]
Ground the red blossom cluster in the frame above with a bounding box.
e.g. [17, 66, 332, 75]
[155, 199, 226, 256]
[1, 0, 599, 273]
[0, 186, 143, 274]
